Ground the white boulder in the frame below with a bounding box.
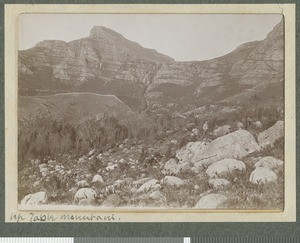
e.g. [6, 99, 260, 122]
[106, 164, 118, 171]
[213, 125, 231, 137]
[21, 191, 47, 205]
[206, 158, 246, 178]
[208, 178, 230, 189]
[192, 130, 260, 167]
[254, 156, 284, 170]
[74, 188, 97, 204]
[92, 174, 104, 183]
[160, 176, 185, 187]
[195, 193, 227, 209]
[176, 141, 206, 163]
[76, 180, 89, 188]
[257, 121, 283, 148]
[136, 179, 158, 193]
[249, 167, 278, 184]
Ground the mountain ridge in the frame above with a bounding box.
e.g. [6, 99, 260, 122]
[18, 20, 284, 112]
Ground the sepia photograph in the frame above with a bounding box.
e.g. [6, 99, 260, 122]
[16, 13, 286, 211]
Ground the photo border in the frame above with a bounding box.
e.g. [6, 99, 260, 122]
[0, 0, 299, 237]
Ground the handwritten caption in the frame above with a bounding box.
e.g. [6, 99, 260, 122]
[10, 212, 121, 223]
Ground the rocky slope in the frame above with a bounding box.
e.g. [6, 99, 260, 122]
[19, 20, 284, 112]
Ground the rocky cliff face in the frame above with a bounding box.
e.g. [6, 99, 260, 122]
[19, 20, 284, 112]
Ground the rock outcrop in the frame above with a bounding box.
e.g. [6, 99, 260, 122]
[191, 130, 260, 167]
[257, 121, 284, 148]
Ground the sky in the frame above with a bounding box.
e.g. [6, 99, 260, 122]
[18, 14, 282, 61]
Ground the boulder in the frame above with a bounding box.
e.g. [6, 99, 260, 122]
[74, 188, 97, 204]
[208, 178, 230, 189]
[33, 180, 41, 188]
[213, 125, 231, 137]
[88, 149, 96, 156]
[76, 180, 89, 188]
[254, 121, 262, 129]
[195, 193, 227, 209]
[133, 177, 152, 186]
[136, 179, 158, 193]
[192, 130, 260, 167]
[206, 159, 246, 178]
[257, 121, 283, 148]
[249, 167, 278, 184]
[21, 191, 47, 205]
[106, 164, 118, 171]
[101, 194, 122, 207]
[254, 156, 284, 170]
[176, 141, 206, 163]
[92, 174, 104, 183]
[149, 190, 167, 206]
[160, 176, 185, 187]
[162, 158, 181, 175]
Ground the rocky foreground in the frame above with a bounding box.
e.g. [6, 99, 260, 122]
[19, 120, 284, 210]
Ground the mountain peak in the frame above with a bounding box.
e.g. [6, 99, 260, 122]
[89, 25, 123, 38]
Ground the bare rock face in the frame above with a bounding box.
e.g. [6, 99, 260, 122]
[19, 20, 283, 111]
[229, 20, 284, 86]
[21, 191, 48, 205]
[249, 167, 278, 184]
[206, 159, 246, 179]
[257, 121, 283, 148]
[195, 193, 227, 209]
[191, 130, 260, 167]
[254, 156, 284, 170]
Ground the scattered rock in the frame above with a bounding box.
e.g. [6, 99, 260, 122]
[136, 179, 158, 193]
[74, 188, 97, 204]
[195, 193, 227, 209]
[21, 191, 47, 205]
[149, 190, 167, 206]
[213, 125, 231, 137]
[160, 176, 185, 187]
[92, 174, 104, 183]
[88, 149, 95, 156]
[254, 156, 284, 170]
[254, 121, 262, 129]
[208, 178, 230, 189]
[249, 167, 278, 184]
[106, 164, 118, 171]
[192, 130, 260, 167]
[257, 121, 283, 148]
[176, 141, 206, 163]
[33, 180, 41, 188]
[133, 177, 152, 186]
[162, 158, 181, 175]
[206, 158, 246, 178]
[76, 180, 89, 188]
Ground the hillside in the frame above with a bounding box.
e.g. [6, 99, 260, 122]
[19, 92, 132, 120]
[18, 20, 284, 112]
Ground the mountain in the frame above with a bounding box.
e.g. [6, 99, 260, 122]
[18, 20, 283, 112]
